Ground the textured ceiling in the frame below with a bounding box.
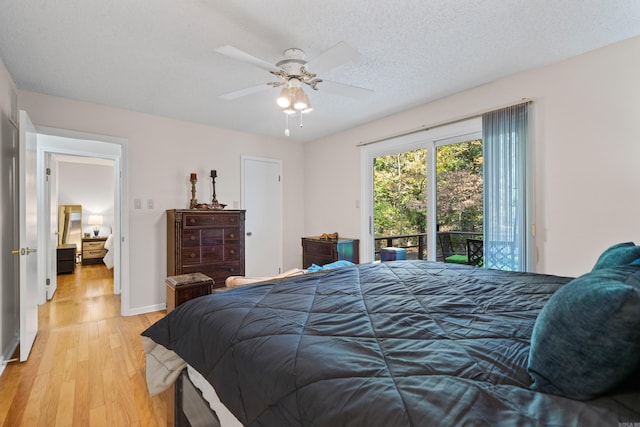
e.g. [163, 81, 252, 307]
[1, 1, 639, 142]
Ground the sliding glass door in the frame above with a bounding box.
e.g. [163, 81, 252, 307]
[362, 117, 482, 263]
[373, 149, 427, 260]
[362, 103, 531, 271]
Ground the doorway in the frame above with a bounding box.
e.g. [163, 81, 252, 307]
[35, 128, 130, 314]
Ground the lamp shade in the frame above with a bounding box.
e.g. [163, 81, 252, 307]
[293, 88, 308, 110]
[88, 215, 103, 226]
[276, 88, 292, 108]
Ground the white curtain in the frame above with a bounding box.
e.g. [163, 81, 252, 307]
[482, 102, 531, 271]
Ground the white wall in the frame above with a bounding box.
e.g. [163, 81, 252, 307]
[18, 92, 305, 313]
[305, 36, 640, 278]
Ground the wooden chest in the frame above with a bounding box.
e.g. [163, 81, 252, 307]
[165, 272, 215, 313]
[301, 236, 359, 268]
[166, 209, 245, 289]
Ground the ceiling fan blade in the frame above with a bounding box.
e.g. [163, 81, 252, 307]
[319, 80, 374, 100]
[305, 41, 359, 74]
[220, 83, 271, 100]
[214, 45, 281, 73]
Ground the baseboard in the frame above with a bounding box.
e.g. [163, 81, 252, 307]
[123, 303, 166, 317]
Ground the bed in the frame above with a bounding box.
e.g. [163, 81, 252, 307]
[142, 256, 640, 426]
[103, 233, 114, 269]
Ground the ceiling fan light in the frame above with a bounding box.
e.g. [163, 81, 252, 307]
[283, 106, 296, 115]
[276, 87, 291, 108]
[302, 97, 313, 114]
[293, 88, 308, 110]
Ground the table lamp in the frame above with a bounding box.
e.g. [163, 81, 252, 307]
[88, 215, 103, 237]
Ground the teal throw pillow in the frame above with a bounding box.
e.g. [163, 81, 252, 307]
[527, 265, 640, 400]
[592, 242, 640, 271]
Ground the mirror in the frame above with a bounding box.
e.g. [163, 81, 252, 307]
[58, 204, 82, 249]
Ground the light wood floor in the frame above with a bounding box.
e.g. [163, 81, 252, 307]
[0, 264, 172, 426]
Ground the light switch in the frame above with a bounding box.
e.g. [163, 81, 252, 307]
[147, 199, 154, 209]
[134, 199, 142, 209]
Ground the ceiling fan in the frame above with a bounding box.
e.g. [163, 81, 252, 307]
[214, 41, 374, 105]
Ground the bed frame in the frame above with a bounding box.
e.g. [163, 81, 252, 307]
[175, 369, 221, 427]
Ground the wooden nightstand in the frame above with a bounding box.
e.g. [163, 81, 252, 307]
[165, 272, 215, 313]
[82, 236, 108, 265]
[57, 243, 77, 274]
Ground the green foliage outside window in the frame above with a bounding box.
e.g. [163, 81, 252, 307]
[373, 140, 483, 246]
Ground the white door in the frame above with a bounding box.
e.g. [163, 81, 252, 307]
[242, 156, 282, 277]
[18, 110, 38, 361]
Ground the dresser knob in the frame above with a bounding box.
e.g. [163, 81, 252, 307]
[229, 234, 235, 238]
[190, 218, 195, 224]
[190, 236, 195, 240]
[211, 217, 215, 221]
[190, 253, 196, 258]
[230, 249, 235, 255]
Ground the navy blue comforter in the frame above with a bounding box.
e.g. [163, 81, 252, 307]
[142, 261, 640, 426]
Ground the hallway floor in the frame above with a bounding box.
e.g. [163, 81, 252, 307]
[0, 263, 170, 426]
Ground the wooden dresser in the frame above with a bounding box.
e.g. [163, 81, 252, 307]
[82, 237, 108, 265]
[301, 236, 359, 268]
[166, 209, 245, 290]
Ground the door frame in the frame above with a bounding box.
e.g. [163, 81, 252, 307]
[34, 126, 130, 314]
[360, 118, 481, 263]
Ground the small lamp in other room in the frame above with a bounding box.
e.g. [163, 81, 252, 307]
[88, 215, 103, 237]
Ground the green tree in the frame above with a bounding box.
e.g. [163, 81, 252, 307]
[436, 140, 483, 232]
[373, 140, 483, 244]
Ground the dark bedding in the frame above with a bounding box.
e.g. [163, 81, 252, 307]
[142, 261, 640, 426]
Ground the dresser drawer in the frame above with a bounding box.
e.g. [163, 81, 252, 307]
[225, 244, 242, 259]
[303, 240, 335, 257]
[183, 213, 240, 228]
[182, 229, 225, 247]
[84, 249, 107, 259]
[224, 228, 241, 241]
[83, 240, 105, 250]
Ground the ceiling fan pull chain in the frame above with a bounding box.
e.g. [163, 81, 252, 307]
[285, 113, 290, 136]
[300, 112, 304, 128]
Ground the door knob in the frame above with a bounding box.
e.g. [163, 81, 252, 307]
[246, 232, 252, 236]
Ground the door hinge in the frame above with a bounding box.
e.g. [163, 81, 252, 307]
[46, 278, 51, 287]
[46, 167, 51, 175]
